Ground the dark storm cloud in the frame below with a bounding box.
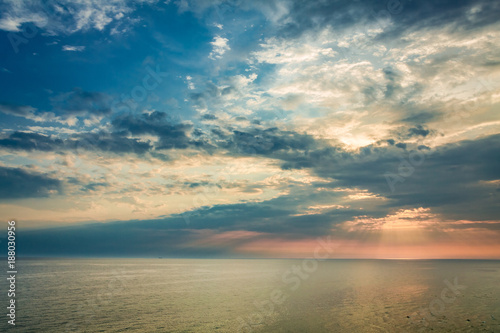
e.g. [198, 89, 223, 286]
[51, 88, 113, 116]
[14, 189, 367, 257]
[0, 166, 62, 199]
[176, 0, 500, 44]
[13, 206, 279, 257]
[163, 186, 371, 236]
[3, 125, 497, 225]
[278, 0, 500, 39]
[407, 125, 430, 138]
[305, 133, 500, 221]
[280, 146, 348, 170]
[188, 82, 221, 109]
[0, 132, 64, 151]
[15, 225, 229, 258]
[400, 111, 438, 125]
[0, 131, 152, 155]
[218, 127, 318, 156]
[0, 102, 36, 117]
[188, 92, 208, 109]
[383, 67, 401, 99]
[0, 110, 203, 154]
[201, 113, 218, 120]
[275, 0, 367, 38]
[378, 0, 500, 38]
[111, 111, 194, 149]
[67, 132, 153, 155]
[0, 117, 321, 156]
[1, 90, 113, 122]
[9, 132, 500, 256]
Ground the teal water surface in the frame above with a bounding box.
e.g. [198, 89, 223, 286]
[1, 259, 499, 332]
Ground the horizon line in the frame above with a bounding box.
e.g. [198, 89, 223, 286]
[6, 256, 500, 260]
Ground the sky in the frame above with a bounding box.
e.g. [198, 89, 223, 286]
[0, 0, 499, 259]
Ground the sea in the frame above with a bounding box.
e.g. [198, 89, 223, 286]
[1, 259, 499, 332]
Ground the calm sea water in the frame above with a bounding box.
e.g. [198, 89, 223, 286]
[1, 259, 499, 332]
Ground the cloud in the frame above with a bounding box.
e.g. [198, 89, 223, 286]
[10, 187, 353, 256]
[50, 88, 113, 117]
[0, 0, 159, 34]
[9, 173, 500, 257]
[186, 75, 195, 90]
[407, 125, 431, 138]
[300, 133, 500, 222]
[67, 132, 153, 155]
[0, 131, 64, 151]
[267, 0, 500, 40]
[2, 89, 115, 124]
[111, 111, 196, 149]
[62, 45, 85, 52]
[0, 110, 207, 155]
[253, 36, 336, 65]
[201, 113, 217, 120]
[209, 35, 230, 59]
[0, 102, 37, 118]
[0, 166, 62, 199]
[0, 102, 59, 123]
[243, 1, 500, 149]
[15, 223, 240, 257]
[340, 207, 437, 232]
[0, 131, 152, 155]
[219, 127, 318, 157]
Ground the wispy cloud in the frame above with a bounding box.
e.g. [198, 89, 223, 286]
[62, 45, 85, 52]
[0, 0, 158, 34]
